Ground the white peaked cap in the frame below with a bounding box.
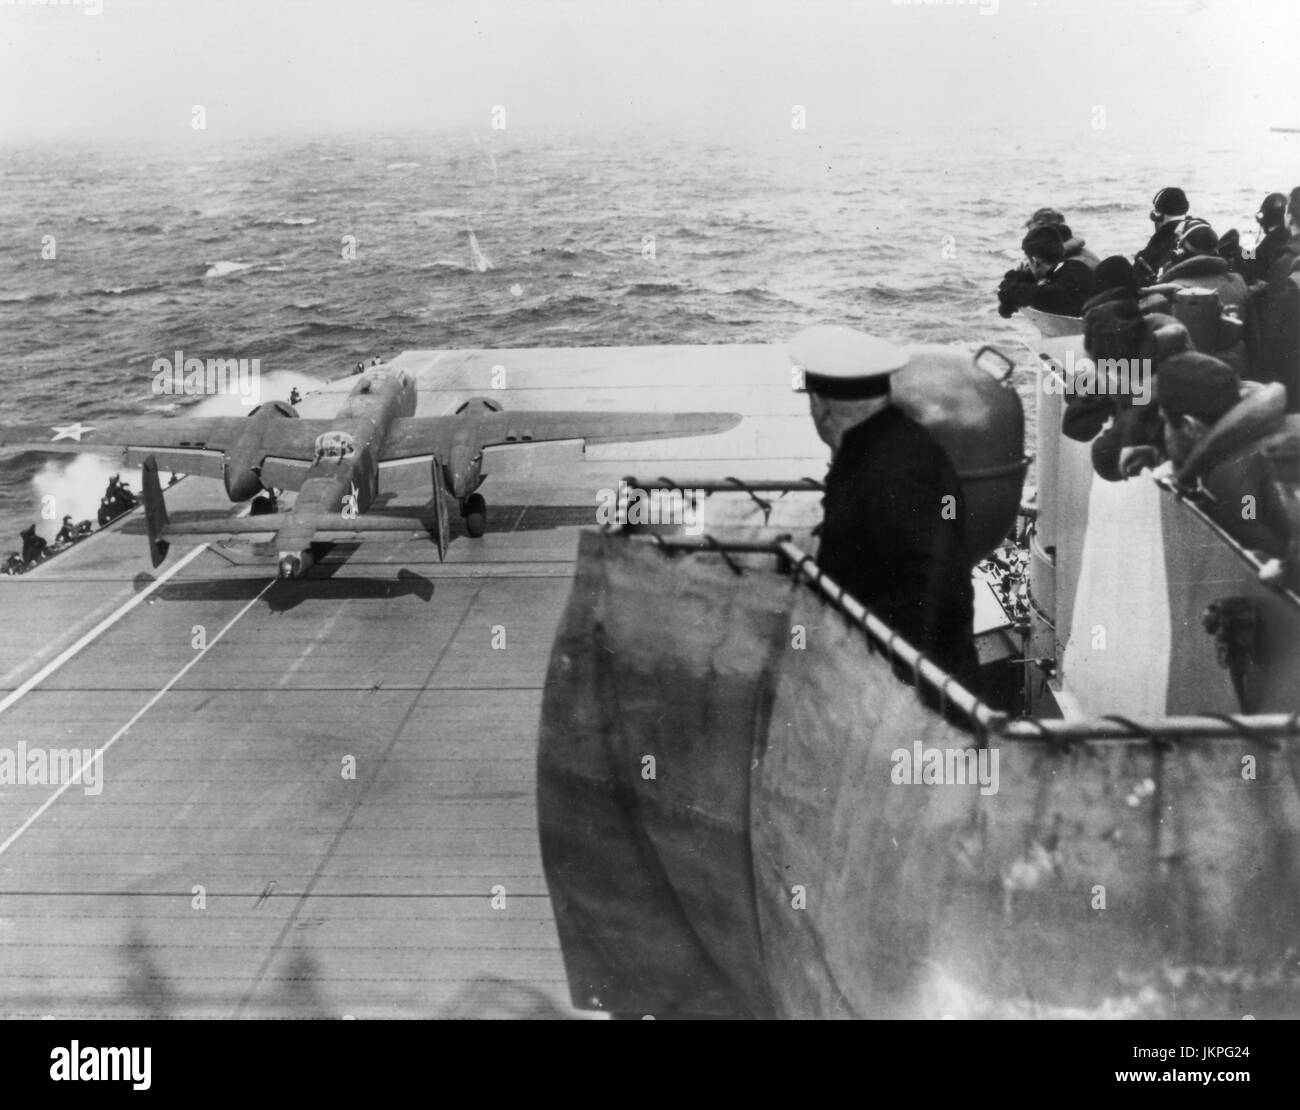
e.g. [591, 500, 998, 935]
[790, 325, 909, 397]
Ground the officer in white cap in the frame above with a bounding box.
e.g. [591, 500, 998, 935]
[792, 324, 978, 681]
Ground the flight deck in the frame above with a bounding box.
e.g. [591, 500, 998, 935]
[0, 344, 821, 1018]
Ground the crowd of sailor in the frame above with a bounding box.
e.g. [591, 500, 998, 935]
[998, 187, 1300, 583]
[2, 474, 138, 574]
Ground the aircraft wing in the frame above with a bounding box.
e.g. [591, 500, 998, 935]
[378, 410, 743, 463]
[0, 416, 336, 486]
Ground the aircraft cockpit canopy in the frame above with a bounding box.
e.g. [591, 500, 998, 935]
[314, 430, 357, 461]
[355, 367, 414, 394]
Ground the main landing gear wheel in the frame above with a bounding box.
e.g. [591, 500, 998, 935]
[462, 493, 486, 538]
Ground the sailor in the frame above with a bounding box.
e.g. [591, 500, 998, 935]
[1156, 222, 1250, 375]
[112, 478, 135, 512]
[1055, 224, 1100, 270]
[1024, 207, 1066, 231]
[1084, 255, 1140, 309]
[997, 227, 1093, 318]
[1063, 296, 1156, 447]
[289, 387, 302, 406]
[20, 523, 48, 565]
[1135, 187, 1207, 286]
[55, 515, 77, 544]
[1254, 187, 1300, 409]
[1022, 208, 1099, 268]
[1154, 354, 1293, 559]
[1, 552, 22, 575]
[1070, 298, 1195, 480]
[793, 325, 978, 682]
[104, 473, 131, 515]
[1243, 192, 1291, 284]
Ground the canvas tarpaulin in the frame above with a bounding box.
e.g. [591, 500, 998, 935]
[537, 530, 1300, 1018]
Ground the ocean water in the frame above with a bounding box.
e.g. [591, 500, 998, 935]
[1, 123, 1296, 547]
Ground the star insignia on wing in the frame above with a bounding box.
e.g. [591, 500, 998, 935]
[51, 422, 95, 442]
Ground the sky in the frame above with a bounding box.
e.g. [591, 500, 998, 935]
[1, 0, 1298, 145]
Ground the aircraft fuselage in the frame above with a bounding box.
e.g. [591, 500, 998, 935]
[276, 369, 417, 577]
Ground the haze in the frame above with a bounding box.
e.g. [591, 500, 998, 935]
[1, 0, 1297, 145]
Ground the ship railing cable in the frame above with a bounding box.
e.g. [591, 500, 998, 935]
[610, 529, 1300, 745]
[621, 475, 825, 528]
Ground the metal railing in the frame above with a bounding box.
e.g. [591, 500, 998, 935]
[619, 528, 1300, 745]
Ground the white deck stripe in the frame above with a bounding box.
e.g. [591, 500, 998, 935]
[0, 576, 274, 859]
[0, 543, 210, 717]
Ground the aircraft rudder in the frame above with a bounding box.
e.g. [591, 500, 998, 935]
[141, 455, 171, 568]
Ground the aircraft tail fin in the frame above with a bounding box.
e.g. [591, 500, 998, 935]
[141, 455, 171, 568]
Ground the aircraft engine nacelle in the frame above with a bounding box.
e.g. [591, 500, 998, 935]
[891, 345, 1028, 561]
[446, 441, 483, 502]
[224, 400, 299, 502]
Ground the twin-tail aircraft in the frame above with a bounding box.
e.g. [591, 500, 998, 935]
[0, 365, 742, 577]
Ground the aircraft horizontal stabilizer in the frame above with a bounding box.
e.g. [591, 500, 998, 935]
[154, 512, 437, 536]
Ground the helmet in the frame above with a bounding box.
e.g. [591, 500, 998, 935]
[1257, 193, 1287, 227]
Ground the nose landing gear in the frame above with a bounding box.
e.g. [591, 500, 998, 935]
[277, 550, 315, 579]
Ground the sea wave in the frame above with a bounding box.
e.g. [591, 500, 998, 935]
[252, 217, 318, 227]
[291, 320, 380, 337]
[618, 281, 689, 296]
[95, 282, 163, 297]
[203, 260, 256, 279]
[0, 291, 57, 304]
[419, 259, 475, 272]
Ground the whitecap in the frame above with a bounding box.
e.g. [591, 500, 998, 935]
[255, 217, 317, 227]
[203, 260, 255, 279]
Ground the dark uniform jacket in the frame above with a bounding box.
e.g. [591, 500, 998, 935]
[1243, 225, 1291, 284]
[817, 407, 978, 680]
[1136, 220, 1183, 285]
[1001, 258, 1093, 318]
[1256, 233, 1300, 409]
